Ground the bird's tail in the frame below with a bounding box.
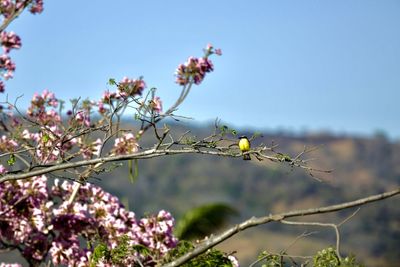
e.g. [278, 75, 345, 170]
[243, 153, 251, 160]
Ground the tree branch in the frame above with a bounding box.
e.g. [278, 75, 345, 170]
[0, 1, 32, 33]
[162, 188, 400, 267]
[0, 148, 280, 184]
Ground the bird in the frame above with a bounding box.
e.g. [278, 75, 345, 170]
[238, 135, 251, 160]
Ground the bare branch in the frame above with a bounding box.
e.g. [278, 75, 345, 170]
[162, 188, 400, 267]
[281, 220, 341, 259]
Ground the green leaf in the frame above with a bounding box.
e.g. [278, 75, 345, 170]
[276, 153, 292, 162]
[131, 244, 151, 256]
[175, 203, 238, 240]
[42, 133, 50, 143]
[128, 159, 139, 183]
[90, 243, 109, 267]
[7, 154, 15, 166]
[108, 78, 116, 85]
[163, 241, 235, 267]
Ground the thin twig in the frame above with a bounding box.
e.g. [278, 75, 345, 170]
[281, 220, 341, 260]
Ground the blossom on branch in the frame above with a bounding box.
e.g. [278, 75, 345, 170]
[150, 96, 163, 113]
[79, 138, 102, 159]
[112, 133, 139, 155]
[27, 89, 60, 125]
[175, 44, 221, 86]
[0, 175, 178, 266]
[29, 0, 44, 14]
[0, 0, 44, 92]
[0, 54, 15, 79]
[0, 31, 21, 53]
[118, 77, 146, 97]
[74, 109, 91, 127]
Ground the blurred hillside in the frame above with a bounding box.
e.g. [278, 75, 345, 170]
[1, 123, 399, 266]
[98, 123, 399, 266]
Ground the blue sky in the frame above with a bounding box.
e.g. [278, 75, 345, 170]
[4, 0, 400, 139]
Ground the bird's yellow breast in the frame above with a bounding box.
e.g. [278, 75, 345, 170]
[239, 138, 250, 152]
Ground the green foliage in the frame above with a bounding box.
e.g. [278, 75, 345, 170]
[183, 136, 197, 145]
[257, 251, 282, 267]
[90, 235, 133, 266]
[163, 241, 234, 267]
[313, 247, 363, 267]
[110, 235, 131, 265]
[254, 247, 364, 267]
[7, 154, 15, 166]
[108, 78, 117, 86]
[175, 203, 238, 240]
[275, 153, 292, 162]
[219, 124, 237, 136]
[128, 159, 139, 183]
[90, 243, 109, 267]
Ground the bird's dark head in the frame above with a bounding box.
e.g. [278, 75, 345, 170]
[239, 135, 248, 140]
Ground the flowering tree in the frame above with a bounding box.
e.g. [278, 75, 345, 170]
[0, 2, 399, 267]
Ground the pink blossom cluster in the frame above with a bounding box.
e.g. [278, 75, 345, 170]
[149, 96, 162, 113]
[97, 89, 126, 115]
[0, 31, 20, 85]
[98, 79, 162, 116]
[175, 44, 221, 86]
[79, 138, 102, 159]
[22, 126, 77, 163]
[0, 134, 18, 152]
[27, 89, 60, 124]
[0, 0, 44, 92]
[112, 133, 139, 155]
[0, 0, 43, 18]
[20, 90, 77, 163]
[118, 77, 146, 97]
[0, 89, 146, 168]
[0, 31, 21, 53]
[0, 175, 178, 266]
[0, 54, 15, 84]
[74, 109, 91, 127]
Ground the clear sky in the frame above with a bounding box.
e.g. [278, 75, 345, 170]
[4, 0, 400, 139]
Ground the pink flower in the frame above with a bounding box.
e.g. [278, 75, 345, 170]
[215, 48, 222, 55]
[175, 47, 217, 86]
[112, 133, 139, 155]
[0, 31, 21, 53]
[150, 96, 163, 113]
[29, 0, 44, 14]
[0, 164, 7, 174]
[80, 138, 102, 159]
[97, 101, 107, 114]
[118, 77, 146, 97]
[228, 255, 240, 267]
[75, 110, 90, 127]
[0, 54, 15, 79]
[101, 90, 120, 103]
[27, 90, 61, 125]
[0, 135, 18, 152]
[0, 0, 14, 18]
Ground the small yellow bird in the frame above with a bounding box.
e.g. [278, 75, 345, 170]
[238, 135, 251, 160]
